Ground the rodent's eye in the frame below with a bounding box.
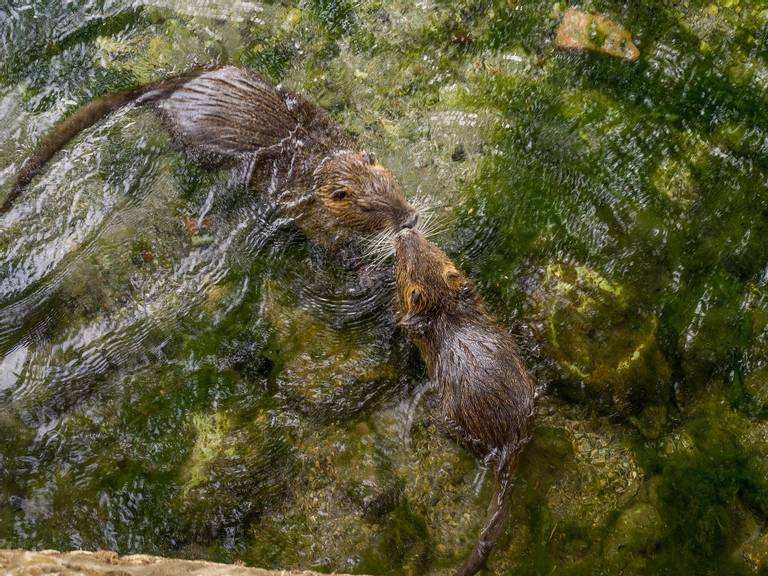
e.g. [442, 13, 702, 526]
[410, 288, 423, 307]
[332, 189, 347, 201]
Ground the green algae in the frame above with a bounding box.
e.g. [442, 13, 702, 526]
[639, 392, 768, 574]
[1, 0, 768, 574]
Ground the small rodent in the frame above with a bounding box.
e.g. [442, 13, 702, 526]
[393, 227, 535, 576]
[1, 66, 417, 246]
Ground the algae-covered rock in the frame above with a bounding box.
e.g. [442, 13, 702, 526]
[532, 262, 671, 411]
[260, 281, 400, 421]
[555, 8, 640, 61]
[179, 409, 294, 543]
[646, 390, 768, 572]
[532, 403, 642, 529]
[247, 391, 467, 574]
[739, 530, 768, 573]
[356, 502, 432, 576]
[244, 419, 408, 572]
[249, 352, 647, 575]
[181, 412, 230, 491]
[94, 9, 234, 84]
[603, 502, 665, 566]
[376, 390, 479, 568]
[629, 404, 668, 440]
[487, 399, 643, 574]
[652, 157, 696, 208]
[744, 366, 768, 411]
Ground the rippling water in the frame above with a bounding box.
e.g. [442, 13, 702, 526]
[1, 1, 768, 575]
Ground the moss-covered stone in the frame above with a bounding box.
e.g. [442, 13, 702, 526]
[531, 261, 672, 411]
[652, 156, 696, 208]
[179, 408, 294, 545]
[603, 502, 664, 566]
[487, 399, 643, 574]
[260, 281, 399, 421]
[628, 405, 668, 441]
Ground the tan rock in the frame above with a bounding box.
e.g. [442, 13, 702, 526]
[556, 8, 640, 61]
[0, 549, 360, 576]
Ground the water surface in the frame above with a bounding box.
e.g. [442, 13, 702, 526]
[2, 1, 768, 574]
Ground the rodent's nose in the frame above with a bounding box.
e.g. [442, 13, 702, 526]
[402, 212, 419, 229]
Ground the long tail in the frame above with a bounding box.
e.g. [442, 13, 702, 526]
[456, 447, 520, 576]
[0, 72, 201, 214]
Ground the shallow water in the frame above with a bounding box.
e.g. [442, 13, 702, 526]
[1, 1, 768, 574]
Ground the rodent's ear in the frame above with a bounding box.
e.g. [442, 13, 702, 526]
[445, 270, 462, 289]
[410, 287, 423, 307]
[362, 151, 377, 165]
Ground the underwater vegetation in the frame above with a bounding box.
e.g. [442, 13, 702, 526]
[1, 0, 768, 574]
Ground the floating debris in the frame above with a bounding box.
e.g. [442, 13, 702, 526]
[183, 215, 211, 236]
[555, 8, 640, 61]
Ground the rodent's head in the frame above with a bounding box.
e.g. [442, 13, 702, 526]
[394, 228, 476, 329]
[314, 151, 418, 235]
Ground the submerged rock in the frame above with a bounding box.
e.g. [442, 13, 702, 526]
[531, 262, 672, 411]
[244, 419, 416, 572]
[652, 157, 696, 208]
[555, 8, 640, 61]
[629, 405, 668, 440]
[739, 531, 768, 573]
[260, 281, 401, 421]
[179, 409, 295, 544]
[488, 399, 643, 574]
[603, 502, 665, 566]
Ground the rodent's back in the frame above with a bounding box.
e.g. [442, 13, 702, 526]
[155, 66, 302, 165]
[393, 229, 536, 575]
[0, 66, 325, 213]
[432, 315, 534, 452]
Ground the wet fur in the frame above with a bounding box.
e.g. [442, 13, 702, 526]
[1, 66, 416, 248]
[394, 228, 535, 576]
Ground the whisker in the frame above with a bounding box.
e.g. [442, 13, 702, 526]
[360, 229, 396, 261]
[410, 195, 438, 215]
[418, 209, 454, 239]
[422, 224, 451, 239]
[369, 244, 395, 268]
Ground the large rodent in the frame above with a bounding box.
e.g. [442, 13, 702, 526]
[393, 227, 535, 576]
[1, 66, 417, 246]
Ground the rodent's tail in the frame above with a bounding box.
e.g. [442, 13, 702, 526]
[456, 447, 520, 576]
[0, 71, 199, 214]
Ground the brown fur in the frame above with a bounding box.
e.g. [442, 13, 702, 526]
[1, 66, 417, 246]
[314, 151, 416, 236]
[394, 228, 535, 576]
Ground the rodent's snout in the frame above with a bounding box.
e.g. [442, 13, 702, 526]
[395, 225, 420, 250]
[401, 212, 419, 230]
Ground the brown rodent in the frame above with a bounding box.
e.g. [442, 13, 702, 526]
[393, 227, 535, 576]
[1, 66, 417, 246]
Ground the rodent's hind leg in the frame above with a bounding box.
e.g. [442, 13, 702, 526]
[438, 414, 485, 454]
